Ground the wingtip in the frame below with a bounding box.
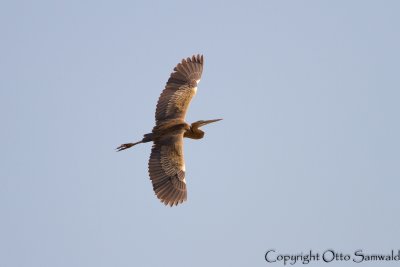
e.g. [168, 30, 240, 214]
[182, 54, 204, 64]
[157, 193, 186, 207]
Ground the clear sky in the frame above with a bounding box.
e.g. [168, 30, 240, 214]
[1, 1, 399, 266]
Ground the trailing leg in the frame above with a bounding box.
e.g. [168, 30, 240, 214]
[116, 133, 153, 152]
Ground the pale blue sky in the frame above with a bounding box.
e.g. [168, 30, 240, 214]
[1, 1, 399, 266]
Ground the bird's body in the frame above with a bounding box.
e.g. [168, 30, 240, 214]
[117, 55, 221, 206]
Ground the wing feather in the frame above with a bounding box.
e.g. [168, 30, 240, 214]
[155, 55, 204, 124]
[148, 132, 187, 206]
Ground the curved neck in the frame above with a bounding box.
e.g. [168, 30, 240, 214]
[184, 126, 204, 139]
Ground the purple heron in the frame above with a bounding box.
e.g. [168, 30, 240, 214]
[117, 55, 222, 206]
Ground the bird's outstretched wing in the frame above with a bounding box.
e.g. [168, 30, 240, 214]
[148, 131, 187, 206]
[155, 54, 204, 124]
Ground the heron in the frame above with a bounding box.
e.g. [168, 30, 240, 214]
[116, 55, 222, 206]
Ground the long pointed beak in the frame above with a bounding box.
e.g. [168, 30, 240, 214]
[201, 119, 223, 126]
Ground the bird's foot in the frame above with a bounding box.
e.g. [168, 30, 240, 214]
[116, 143, 134, 152]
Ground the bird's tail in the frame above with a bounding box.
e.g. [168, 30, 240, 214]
[142, 133, 153, 142]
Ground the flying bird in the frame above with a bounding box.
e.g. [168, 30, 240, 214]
[116, 55, 222, 206]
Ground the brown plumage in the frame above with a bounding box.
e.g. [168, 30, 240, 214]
[116, 55, 222, 206]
